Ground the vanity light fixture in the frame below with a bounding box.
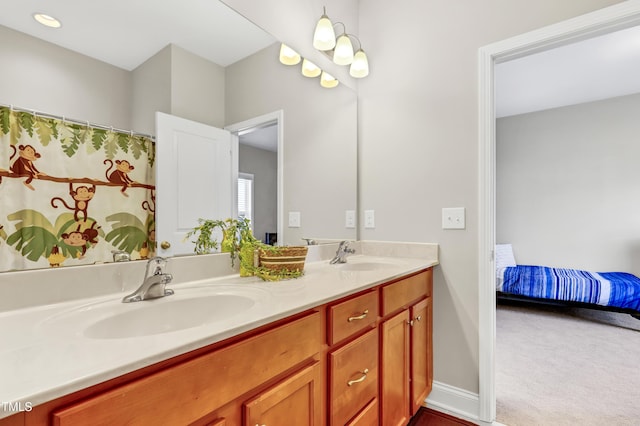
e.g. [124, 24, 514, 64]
[301, 59, 321, 78]
[33, 13, 62, 28]
[312, 7, 336, 51]
[320, 71, 339, 88]
[279, 43, 301, 65]
[312, 8, 369, 78]
[333, 32, 354, 65]
[277, 43, 340, 88]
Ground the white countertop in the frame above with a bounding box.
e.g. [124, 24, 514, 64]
[0, 241, 438, 419]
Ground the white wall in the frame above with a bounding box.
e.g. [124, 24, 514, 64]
[239, 144, 278, 243]
[497, 92, 640, 276]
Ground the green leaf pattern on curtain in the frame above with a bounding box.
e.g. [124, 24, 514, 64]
[0, 106, 156, 272]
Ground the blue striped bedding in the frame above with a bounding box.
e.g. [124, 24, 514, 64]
[497, 265, 640, 312]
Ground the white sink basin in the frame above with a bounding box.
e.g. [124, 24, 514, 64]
[39, 285, 268, 339]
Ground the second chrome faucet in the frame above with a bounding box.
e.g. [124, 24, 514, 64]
[122, 257, 174, 303]
[330, 241, 356, 264]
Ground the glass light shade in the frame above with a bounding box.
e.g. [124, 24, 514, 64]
[279, 43, 301, 65]
[320, 71, 339, 88]
[350, 49, 369, 78]
[333, 34, 354, 65]
[301, 59, 321, 78]
[33, 13, 62, 28]
[313, 15, 336, 51]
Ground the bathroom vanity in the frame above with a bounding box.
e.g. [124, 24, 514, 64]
[0, 242, 437, 425]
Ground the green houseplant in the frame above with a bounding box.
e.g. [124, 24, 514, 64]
[184, 218, 226, 255]
[186, 217, 306, 281]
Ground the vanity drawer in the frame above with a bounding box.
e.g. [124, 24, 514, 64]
[381, 269, 432, 316]
[328, 327, 378, 426]
[52, 310, 322, 426]
[327, 289, 378, 345]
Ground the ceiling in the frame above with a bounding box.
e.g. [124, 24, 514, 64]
[496, 24, 640, 118]
[0, 0, 275, 70]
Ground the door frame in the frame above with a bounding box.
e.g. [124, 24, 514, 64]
[478, 2, 640, 423]
[225, 110, 284, 242]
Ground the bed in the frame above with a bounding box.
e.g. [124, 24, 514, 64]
[495, 244, 640, 319]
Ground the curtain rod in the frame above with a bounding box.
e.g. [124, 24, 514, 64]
[0, 102, 155, 140]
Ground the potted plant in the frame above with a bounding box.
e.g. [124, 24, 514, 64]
[184, 218, 227, 255]
[221, 217, 259, 276]
[186, 217, 308, 280]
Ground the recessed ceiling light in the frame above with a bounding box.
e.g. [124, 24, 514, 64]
[33, 13, 62, 29]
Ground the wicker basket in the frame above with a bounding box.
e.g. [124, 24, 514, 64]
[258, 246, 308, 274]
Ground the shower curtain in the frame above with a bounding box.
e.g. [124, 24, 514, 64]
[0, 106, 156, 272]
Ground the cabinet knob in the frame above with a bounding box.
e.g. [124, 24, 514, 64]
[347, 368, 369, 386]
[415, 315, 422, 322]
[348, 309, 369, 322]
[407, 319, 414, 326]
[160, 241, 171, 250]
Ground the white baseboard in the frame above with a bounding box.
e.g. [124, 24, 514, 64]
[425, 381, 505, 426]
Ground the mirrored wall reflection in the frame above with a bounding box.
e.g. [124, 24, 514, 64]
[0, 1, 357, 272]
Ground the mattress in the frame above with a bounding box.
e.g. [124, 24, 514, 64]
[497, 265, 640, 312]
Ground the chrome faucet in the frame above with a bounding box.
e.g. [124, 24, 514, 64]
[330, 241, 355, 264]
[122, 257, 174, 303]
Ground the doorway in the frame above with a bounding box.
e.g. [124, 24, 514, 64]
[226, 111, 283, 245]
[478, 3, 640, 424]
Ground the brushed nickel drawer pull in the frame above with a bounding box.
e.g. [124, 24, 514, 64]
[347, 368, 369, 386]
[348, 309, 369, 322]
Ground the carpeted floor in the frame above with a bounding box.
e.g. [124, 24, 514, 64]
[496, 302, 640, 426]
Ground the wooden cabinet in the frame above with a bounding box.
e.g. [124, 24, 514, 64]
[327, 289, 378, 346]
[243, 362, 322, 426]
[380, 269, 433, 425]
[410, 297, 433, 414]
[328, 328, 378, 425]
[52, 311, 322, 426]
[15, 267, 433, 426]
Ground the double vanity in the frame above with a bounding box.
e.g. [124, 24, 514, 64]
[0, 241, 438, 425]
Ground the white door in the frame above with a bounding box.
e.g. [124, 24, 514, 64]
[155, 112, 235, 257]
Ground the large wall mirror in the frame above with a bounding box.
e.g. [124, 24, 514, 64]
[0, 0, 357, 272]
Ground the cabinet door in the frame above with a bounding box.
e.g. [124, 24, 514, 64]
[410, 297, 433, 415]
[243, 362, 322, 426]
[380, 309, 410, 426]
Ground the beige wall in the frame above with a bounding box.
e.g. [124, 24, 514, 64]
[0, 25, 132, 129]
[357, 0, 623, 393]
[225, 43, 358, 244]
[497, 92, 640, 276]
[225, 0, 627, 394]
[171, 45, 226, 129]
[239, 144, 278, 243]
[131, 45, 172, 135]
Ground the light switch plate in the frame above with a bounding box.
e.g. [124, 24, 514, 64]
[288, 211, 301, 228]
[442, 207, 465, 229]
[345, 210, 356, 228]
[364, 210, 375, 229]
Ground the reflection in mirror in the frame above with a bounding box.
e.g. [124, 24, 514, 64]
[0, 1, 357, 272]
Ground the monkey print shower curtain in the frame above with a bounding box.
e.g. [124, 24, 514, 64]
[0, 107, 156, 272]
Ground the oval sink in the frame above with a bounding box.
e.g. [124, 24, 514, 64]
[85, 294, 255, 339]
[39, 285, 268, 339]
